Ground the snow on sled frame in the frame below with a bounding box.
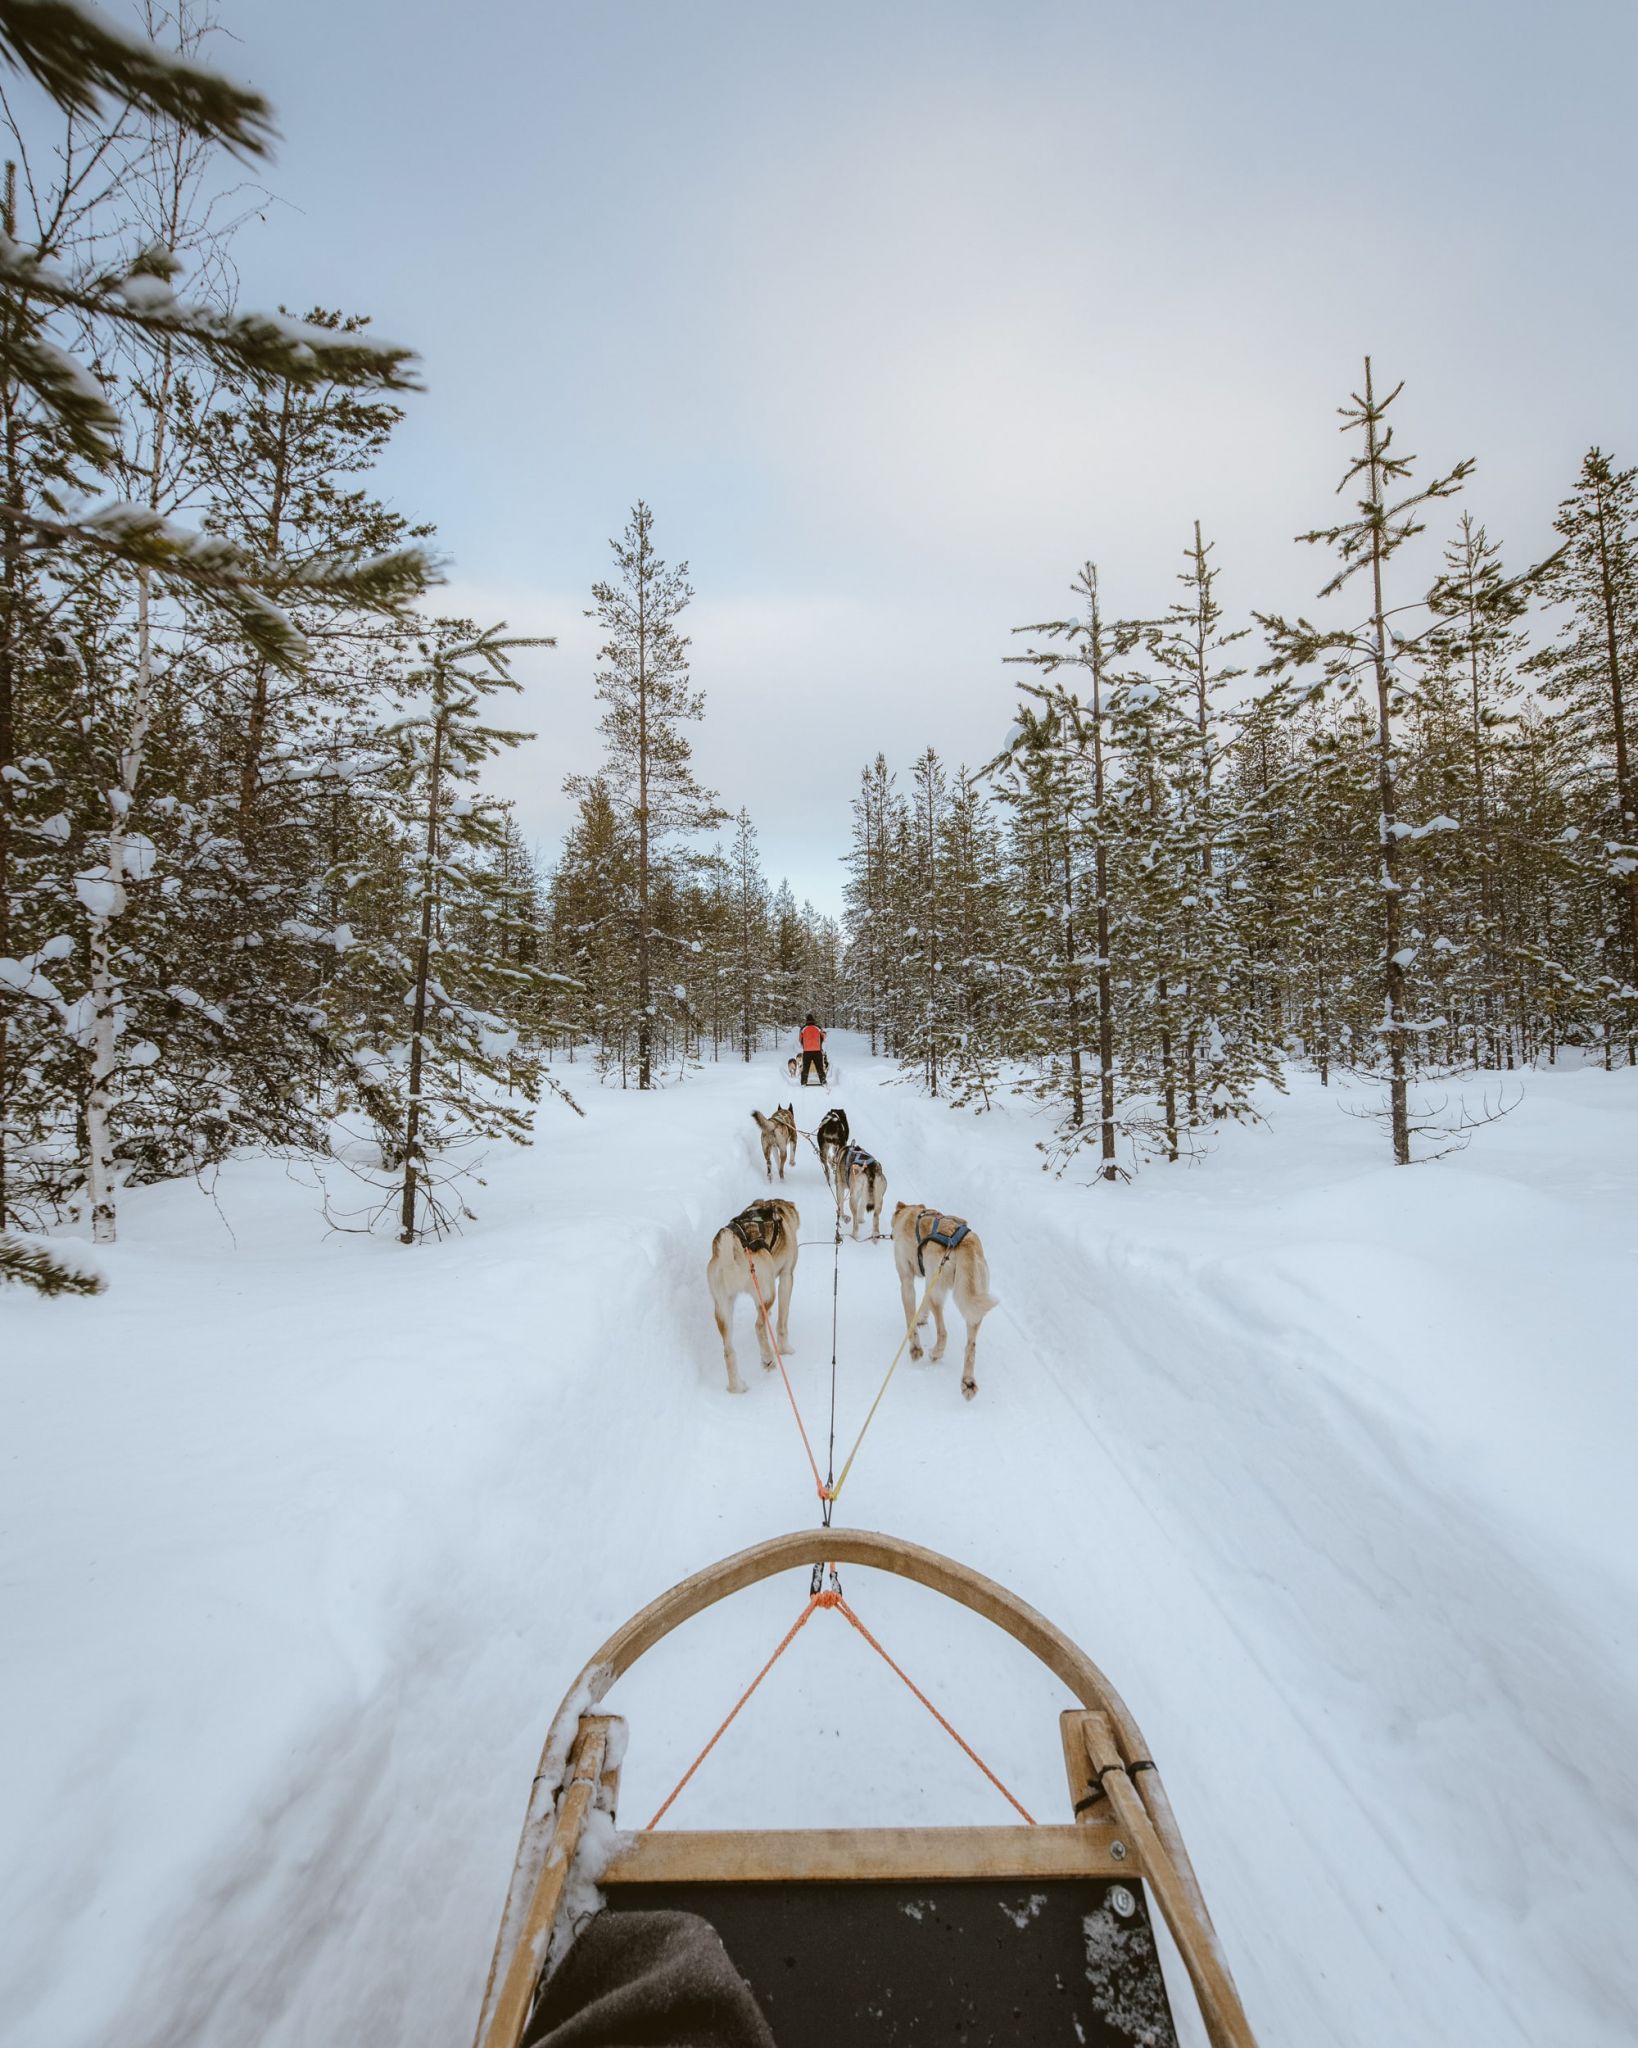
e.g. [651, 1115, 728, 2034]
[472, 1527, 1259, 2048]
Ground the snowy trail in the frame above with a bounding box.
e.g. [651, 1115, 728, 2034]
[3, 1039, 1635, 2046]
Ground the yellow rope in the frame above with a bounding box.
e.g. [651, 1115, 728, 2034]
[825, 1248, 949, 1504]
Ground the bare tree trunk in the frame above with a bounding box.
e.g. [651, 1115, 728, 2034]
[399, 701, 446, 1242]
[1589, 478, 1638, 989]
[236, 380, 294, 839]
[0, 161, 19, 1224]
[1085, 576, 1117, 1180]
[1364, 359, 1411, 1166]
[636, 538, 652, 1089]
[1062, 839, 1084, 1128]
[1159, 974, 1178, 1160]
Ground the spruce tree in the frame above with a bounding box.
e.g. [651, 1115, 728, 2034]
[1529, 449, 1638, 1038]
[568, 502, 722, 1088]
[1260, 360, 1472, 1163]
[1008, 563, 1122, 1179]
[726, 807, 769, 1060]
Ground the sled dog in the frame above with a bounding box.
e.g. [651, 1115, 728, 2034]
[707, 1199, 799, 1394]
[890, 1202, 998, 1400]
[750, 1104, 798, 1181]
[816, 1107, 850, 1189]
[837, 1142, 887, 1240]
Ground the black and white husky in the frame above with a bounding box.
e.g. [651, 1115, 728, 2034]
[837, 1142, 887, 1240]
[815, 1107, 849, 1190]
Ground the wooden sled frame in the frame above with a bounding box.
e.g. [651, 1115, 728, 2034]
[473, 1528, 1259, 2048]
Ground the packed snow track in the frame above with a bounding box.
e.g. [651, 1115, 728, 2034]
[3, 1038, 1635, 2046]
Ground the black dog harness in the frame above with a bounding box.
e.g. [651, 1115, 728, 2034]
[728, 1203, 786, 1256]
[840, 1144, 878, 1175]
[913, 1208, 970, 1274]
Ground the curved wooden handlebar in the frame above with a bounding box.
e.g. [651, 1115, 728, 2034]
[474, 1527, 1249, 2048]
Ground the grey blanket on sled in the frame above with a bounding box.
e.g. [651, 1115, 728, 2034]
[523, 1910, 776, 2048]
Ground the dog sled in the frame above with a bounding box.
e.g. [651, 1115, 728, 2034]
[786, 1053, 839, 1086]
[473, 1528, 1259, 2048]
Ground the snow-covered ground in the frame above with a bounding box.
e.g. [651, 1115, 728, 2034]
[3, 1039, 1635, 2047]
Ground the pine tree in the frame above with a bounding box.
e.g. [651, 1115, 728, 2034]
[726, 807, 770, 1060]
[1260, 360, 1472, 1163]
[342, 622, 570, 1244]
[1008, 563, 1122, 1179]
[568, 502, 722, 1088]
[843, 754, 897, 1054]
[1423, 514, 1532, 1062]
[0, 12, 431, 1245]
[1528, 449, 1638, 1041]
[939, 766, 1011, 1111]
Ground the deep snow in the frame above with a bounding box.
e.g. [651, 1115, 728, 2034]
[2, 1039, 1635, 2046]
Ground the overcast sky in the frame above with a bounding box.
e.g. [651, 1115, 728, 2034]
[219, 0, 1636, 914]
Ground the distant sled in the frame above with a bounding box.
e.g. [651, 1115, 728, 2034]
[472, 1528, 1260, 2048]
[787, 1054, 841, 1085]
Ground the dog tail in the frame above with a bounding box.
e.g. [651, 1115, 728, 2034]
[750, 1110, 771, 1133]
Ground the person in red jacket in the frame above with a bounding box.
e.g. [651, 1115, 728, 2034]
[797, 1015, 827, 1086]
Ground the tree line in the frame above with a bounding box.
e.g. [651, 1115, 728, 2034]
[0, 1, 832, 1294]
[840, 370, 1638, 1174]
[5, 9, 1632, 1296]
[0, 3, 588, 1285]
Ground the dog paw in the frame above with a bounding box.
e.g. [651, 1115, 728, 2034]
[728, 1380, 747, 1396]
[962, 1380, 976, 1401]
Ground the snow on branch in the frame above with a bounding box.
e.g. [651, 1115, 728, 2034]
[0, 500, 437, 669]
[0, 0, 275, 156]
[0, 1228, 107, 1297]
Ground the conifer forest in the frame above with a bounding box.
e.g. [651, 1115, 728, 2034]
[3, 0, 1635, 1277]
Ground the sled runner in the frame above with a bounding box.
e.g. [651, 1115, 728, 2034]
[786, 1054, 839, 1085]
[472, 1528, 1259, 2048]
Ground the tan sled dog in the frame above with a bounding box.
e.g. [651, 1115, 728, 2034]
[750, 1105, 798, 1181]
[837, 1142, 888, 1240]
[890, 1202, 998, 1400]
[707, 1199, 799, 1394]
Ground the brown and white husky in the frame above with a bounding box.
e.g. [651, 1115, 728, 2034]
[750, 1104, 798, 1181]
[707, 1198, 799, 1394]
[889, 1202, 998, 1400]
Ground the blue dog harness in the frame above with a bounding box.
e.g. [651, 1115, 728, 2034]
[841, 1144, 878, 1175]
[913, 1208, 970, 1274]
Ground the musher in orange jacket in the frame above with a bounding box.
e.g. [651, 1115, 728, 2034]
[798, 1015, 827, 1086]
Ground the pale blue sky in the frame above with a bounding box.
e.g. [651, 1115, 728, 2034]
[220, 0, 1635, 911]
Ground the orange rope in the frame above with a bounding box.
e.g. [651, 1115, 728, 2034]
[831, 1594, 1037, 1824]
[744, 1254, 828, 1502]
[645, 1593, 822, 1829]
[644, 1583, 1036, 1830]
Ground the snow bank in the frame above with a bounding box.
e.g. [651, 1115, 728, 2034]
[1, 1045, 1634, 2046]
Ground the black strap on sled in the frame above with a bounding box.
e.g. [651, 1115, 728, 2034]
[914, 1208, 969, 1274]
[729, 1204, 786, 1256]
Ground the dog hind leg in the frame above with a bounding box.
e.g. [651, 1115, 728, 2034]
[927, 1274, 951, 1362]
